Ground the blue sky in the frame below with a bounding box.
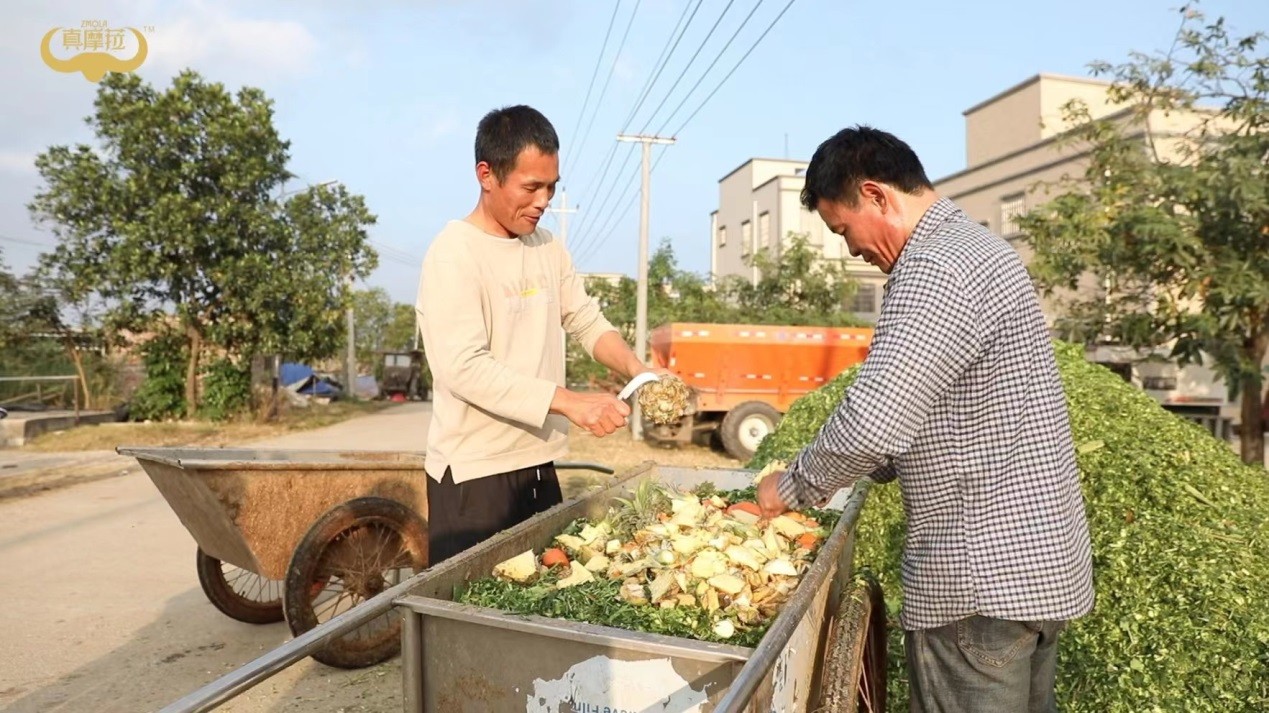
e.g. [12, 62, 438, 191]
[2, 0, 1265, 307]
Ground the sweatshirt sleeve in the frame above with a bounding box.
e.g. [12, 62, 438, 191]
[557, 241, 618, 357]
[416, 250, 558, 428]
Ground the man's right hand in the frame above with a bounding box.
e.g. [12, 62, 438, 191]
[551, 388, 631, 437]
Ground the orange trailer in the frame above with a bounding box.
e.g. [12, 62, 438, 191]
[645, 322, 874, 461]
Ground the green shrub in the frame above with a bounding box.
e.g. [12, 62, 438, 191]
[750, 341, 1269, 711]
[129, 333, 187, 421]
[198, 358, 251, 421]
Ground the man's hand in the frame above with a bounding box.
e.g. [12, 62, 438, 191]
[552, 388, 631, 437]
[757, 469, 790, 519]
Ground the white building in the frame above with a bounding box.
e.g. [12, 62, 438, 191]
[709, 158, 888, 323]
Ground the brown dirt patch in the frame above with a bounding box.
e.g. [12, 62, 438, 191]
[20, 400, 393, 452]
[558, 424, 743, 498]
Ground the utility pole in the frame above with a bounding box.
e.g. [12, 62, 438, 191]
[616, 132, 675, 441]
[346, 274, 356, 400]
[546, 189, 579, 250]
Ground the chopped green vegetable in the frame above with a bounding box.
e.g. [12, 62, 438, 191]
[750, 340, 1269, 712]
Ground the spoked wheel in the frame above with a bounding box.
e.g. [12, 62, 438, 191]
[284, 497, 428, 669]
[195, 547, 285, 624]
[817, 576, 887, 713]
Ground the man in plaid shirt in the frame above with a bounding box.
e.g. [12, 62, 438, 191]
[756, 126, 1094, 712]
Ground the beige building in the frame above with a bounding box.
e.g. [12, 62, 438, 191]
[709, 73, 1240, 426]
[709, 158, 889, 322]
[932, 73, 1235, 412]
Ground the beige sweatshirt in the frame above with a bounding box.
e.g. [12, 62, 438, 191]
[415, 220, 618, 483]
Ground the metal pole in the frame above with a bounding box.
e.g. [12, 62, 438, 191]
[616, 133, 675, 441]
[346, 275, 356, 400]
[401, 611, 423, 713]
[635, 140, 650, 387]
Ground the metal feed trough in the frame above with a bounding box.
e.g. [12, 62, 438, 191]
[393, 462, 879, 713]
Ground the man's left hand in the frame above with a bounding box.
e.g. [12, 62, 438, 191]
[757, 469, 790, 518]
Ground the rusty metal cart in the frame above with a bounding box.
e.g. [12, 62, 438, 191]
[117, 446, 432, 669]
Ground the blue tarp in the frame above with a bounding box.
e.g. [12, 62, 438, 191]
[280, 362, 339, 396]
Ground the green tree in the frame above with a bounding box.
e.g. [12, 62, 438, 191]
[28, 70, 377, 416]
[384, 302, 419, 352]
[1018, 6, 1268, 465]
[346, 287, 393, 369]
[0, 249, 51, 350]
[723, 232, 864, 327]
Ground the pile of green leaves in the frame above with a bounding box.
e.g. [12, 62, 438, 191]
[749, 341, 1269, 711]
[455, 488, 840, 649]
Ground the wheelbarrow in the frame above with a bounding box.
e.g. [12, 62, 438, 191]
[117, 446, 431, 669]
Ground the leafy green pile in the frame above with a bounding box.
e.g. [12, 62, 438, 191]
[749, 341, 1269, 711]
[455, 488, 840, 649]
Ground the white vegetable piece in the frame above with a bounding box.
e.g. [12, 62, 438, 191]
[557, 560, 596, 589]
[770, 515, 808, 539]
[762, 557, 799, 577]
[724, 545, 763, 571]
[493, 550, 538, 583]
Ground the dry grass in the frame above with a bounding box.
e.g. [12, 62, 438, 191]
[557, 425, 745, 498]
[20, 400, 393, 452]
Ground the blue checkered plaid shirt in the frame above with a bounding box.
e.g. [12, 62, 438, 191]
[778, 198, 1095, 630]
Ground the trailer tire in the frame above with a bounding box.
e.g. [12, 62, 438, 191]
[818, 576, 887, 713]
[284, 497, 428, 669]
[195, 547, 285, 624]
[719, 401, 782, 462]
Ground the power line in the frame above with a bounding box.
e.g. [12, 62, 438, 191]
[569, 1, 697, 249]
[637, 0, 738, 135]
[654, 0, 765, 135]
[577, 156, 641, 259]
[0, 233, 57, 249]
[670, 0, 798, 136]
[574, 0, 799, 267]
[620, 0, 705, 133]
[569, 143, 639, 259]
[561, 0, 624, 179]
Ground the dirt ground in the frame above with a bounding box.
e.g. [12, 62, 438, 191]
[557, 424, 746, 496]
[19, 400, 392, 453]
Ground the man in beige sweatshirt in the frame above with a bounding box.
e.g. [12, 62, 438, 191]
[416, 105, 655, 564]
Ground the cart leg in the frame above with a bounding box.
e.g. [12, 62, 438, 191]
[402, 610, 424, 713]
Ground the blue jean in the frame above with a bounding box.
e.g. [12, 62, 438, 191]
[906, 616, 1065, 713]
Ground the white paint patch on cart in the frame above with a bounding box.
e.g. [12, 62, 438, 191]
[526, 655, 709, 713]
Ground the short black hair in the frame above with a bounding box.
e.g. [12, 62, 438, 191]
[800, 126, 933, 210]
[474, 105, 560, 182]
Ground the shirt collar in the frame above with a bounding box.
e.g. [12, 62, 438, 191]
[892, 197, 960, 271]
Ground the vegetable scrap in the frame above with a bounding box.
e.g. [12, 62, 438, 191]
[456, 479, 840, 647]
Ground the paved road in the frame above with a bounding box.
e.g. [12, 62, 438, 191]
[0, 402, 431, 713]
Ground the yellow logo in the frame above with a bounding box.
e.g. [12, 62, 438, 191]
[41, 22, 149, 83]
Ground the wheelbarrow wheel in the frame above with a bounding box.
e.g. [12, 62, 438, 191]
[817, 576, 887, 713]
[195, 547, 285, 624]
[284, 496, 428, 669]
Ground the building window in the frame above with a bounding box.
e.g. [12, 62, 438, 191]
[717, 224, 727, 247]
[850, 284, 877, 314]
[1000, 193, 1026, 236]
[759, 211, 771, 248]
[741, 219, 752, 256]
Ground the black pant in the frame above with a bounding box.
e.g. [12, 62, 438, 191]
[426, 462, 563, 565]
